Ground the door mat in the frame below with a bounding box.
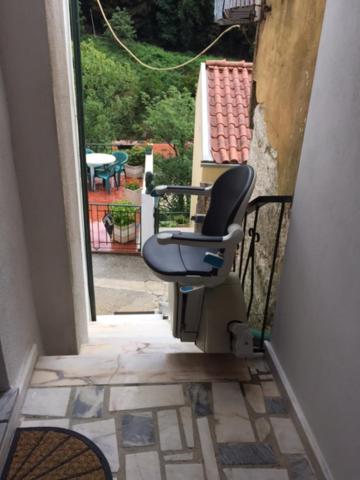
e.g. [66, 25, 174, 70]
[1, 427, 112, 479]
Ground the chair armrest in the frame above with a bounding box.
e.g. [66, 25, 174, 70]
[157, 224, 243, 248]
[152, 185, 212, 197]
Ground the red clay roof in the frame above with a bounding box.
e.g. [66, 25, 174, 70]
[206, 60, 252, 164]
[152, 143, 177, 158]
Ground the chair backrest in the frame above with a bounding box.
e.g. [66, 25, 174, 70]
[112, 151, 128, 164]
[202, 165, 255, 236]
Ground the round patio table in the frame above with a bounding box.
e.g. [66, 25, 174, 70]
[86, 153, 116, 191]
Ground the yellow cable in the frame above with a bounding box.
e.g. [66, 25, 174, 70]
[96, 0, 241, 71]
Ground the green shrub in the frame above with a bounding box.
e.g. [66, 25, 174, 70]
[81, 39, 140, 143]
[104, 7, 137, 43]
[110, 200, 137, 227]
[127, 146, 146, 166]
[173, 215, 189, 225]
[125, 181, 140, 191]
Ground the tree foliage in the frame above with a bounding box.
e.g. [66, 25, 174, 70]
[80, 0, 255, 59]
[81, 36, 205, 142]
[78, 1, 254, 215]
[155, 0, 217, 52]
[144, 87, 195, 156]
[81, 39, 140, 143]
[104, 7, 137, 43]
[154, 152, 193, 214]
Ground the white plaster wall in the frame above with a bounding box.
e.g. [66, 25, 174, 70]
[45, 0, 90, 348]
[0, 66, 42, 388]
[141, 153, 155, 249]
[272, 1, 360, 478]
[0, 0, 88, 354]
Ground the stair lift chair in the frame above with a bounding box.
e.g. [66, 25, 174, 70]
[143, 165, 256, 356]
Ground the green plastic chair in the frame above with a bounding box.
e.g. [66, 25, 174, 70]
[112, 151, 128, 185]
[94, 163, 118, 193]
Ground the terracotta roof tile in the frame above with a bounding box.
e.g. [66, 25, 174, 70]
[206, 60, 252, 164]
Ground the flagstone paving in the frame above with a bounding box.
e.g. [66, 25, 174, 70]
[19, 358, 319, 480]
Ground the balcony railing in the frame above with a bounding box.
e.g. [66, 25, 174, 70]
[154, 195, 191, 233]
[89, 203, 141, 254]
[214, 0, 263, 25]
[238, 195, 293, 350]
[155, 211, 192, 232]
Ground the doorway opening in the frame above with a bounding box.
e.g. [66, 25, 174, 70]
[70, 0, 257, 322]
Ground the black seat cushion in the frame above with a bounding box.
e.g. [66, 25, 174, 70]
[143, 232, 214, 277]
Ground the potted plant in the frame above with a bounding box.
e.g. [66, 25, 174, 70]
[125, 146, 146, 178]
[110, 200, 137, 244]
[124, 181, 141, 204]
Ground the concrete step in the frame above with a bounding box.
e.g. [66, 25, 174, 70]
[82, 314, 200, 355]
[31, 352, 252, 387]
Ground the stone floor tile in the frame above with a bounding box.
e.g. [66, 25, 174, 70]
[165, 463, 205, 480]
[261, 382, 281, 398]
[247, 359, 270, 374]
[270, 418, 305, 455]
[22, 388, 71, 417]
[158, 409, 182, 451]
[31, 355, 119, 387]
[164, 452, 194, 461]
[72, 386, 104, 418]
[185, 383, 212, 417]
[259, 374, 274, 381]
[244, 384, 266, 414]
[265, 398, 288, 415]
[122, 412, 155, 447]
[197, 417, 220, 480]
[180, 406, 194, 448]
[125, 451, 161, 480]
[286, 455, 316, 480]
[254, 417, 271, 442]
[72, 418, 119, 472]
[20, 418, 70, 429]
[219, 443, 277, 466]
[109, 385, 184, 411]
[0, 389, 18, 421]
[213, 382, 255, 442]
[224, 467, 289, 480]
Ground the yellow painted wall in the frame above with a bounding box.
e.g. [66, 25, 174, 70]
[254, 0, 326, 194]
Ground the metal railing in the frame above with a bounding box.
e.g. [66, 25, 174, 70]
[89, 203, 141, 254]
[154, 196, 191, 233]
[156, 211, 191, 231]
[86, 143, 116, 154]
[238, 195, 293, 350]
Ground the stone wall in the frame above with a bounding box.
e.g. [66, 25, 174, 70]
[244, 0, 326, 333]
[246, 105, 290, 334]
